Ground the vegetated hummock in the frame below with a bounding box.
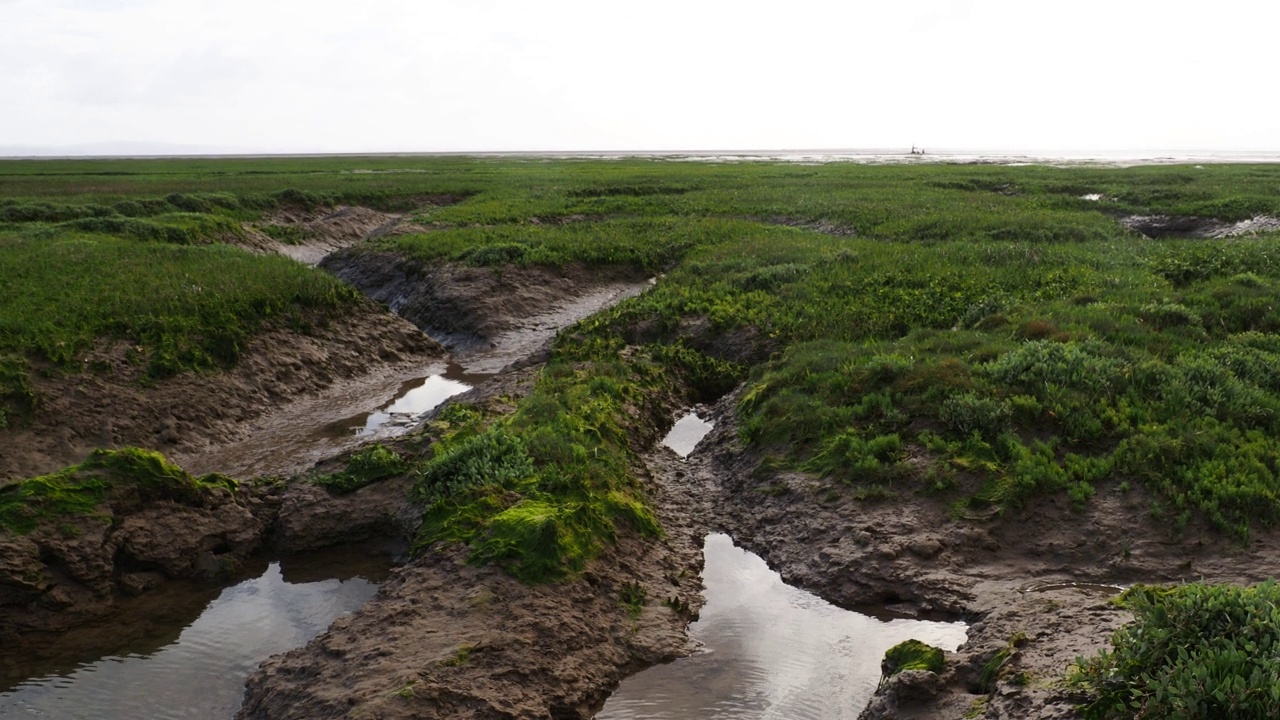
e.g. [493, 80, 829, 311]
[4, 156, 1280, 711]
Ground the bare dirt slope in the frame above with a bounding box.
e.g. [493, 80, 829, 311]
[0, 303, 441, 483]
[321, 251, 649, 359]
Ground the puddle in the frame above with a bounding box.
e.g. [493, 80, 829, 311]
[320, 362, 489, 438]
[595, 534, 968, 720]
[1019, 580, 1125, 595]
[662, 413, 714, 458]
[182, 361, 489, 478]
[0, 545, 392, 719]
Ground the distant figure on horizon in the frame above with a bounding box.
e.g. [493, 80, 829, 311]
[910, 145, 925, 155]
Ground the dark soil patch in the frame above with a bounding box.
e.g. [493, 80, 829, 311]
[321, 250, 648, 355]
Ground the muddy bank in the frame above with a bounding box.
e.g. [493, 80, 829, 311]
[0, 301, 441, 483]
[322, 250, 649, 363]
[236, 455, 708, 719]
[239, 199, 458, 266]
[0, 464, 413, 644]
[676, 391, 1280, 719]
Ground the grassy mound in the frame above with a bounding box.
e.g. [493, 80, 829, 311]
[0, 448, 238, 535]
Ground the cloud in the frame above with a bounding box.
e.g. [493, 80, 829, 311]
[1, 0, 1277, 152]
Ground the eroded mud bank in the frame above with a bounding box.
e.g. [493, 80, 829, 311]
[680, 392, 1280, 719]
[0, 471, 411, 643]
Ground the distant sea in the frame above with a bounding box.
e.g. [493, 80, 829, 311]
[4, 148, 1280, 167]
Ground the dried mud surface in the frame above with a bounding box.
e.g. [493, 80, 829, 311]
[1122, 214, 1280, 239]
[240, 199, 460, 266]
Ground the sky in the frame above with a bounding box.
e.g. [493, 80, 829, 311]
[3, 0, 1277, 155]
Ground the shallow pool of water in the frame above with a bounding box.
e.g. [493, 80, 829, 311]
[662, 413, 714, 458]
[595, 534, 968, 720]
[0, 547, 390, 719]
[319, 361, 489, 439]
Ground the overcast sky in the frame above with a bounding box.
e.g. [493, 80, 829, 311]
[3, 0, 1276, 154]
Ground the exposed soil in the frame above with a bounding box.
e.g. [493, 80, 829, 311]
[322, 250, 651, 370]
[236, 380, 710, 719]
[1122, 214, 1280, 239]
[679, 391, 1280, 719]
[0, 466, 414, 645]
[240, 200, 458, 266]
[227, 378, 1280, 719]
[0, 302, 440, 483]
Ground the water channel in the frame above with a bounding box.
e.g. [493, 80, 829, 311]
[0, 544, 394, 719]
[596, 534, 968, 719]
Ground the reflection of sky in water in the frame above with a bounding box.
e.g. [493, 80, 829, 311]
[597, 534, 969, 720]
[357, 375, 470, 435]
[661, 414, 714, 458]
[0, 563, 378, 719]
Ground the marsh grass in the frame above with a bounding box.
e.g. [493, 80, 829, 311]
[5, 155, 1280, 570]
[0, 231, 360, 386]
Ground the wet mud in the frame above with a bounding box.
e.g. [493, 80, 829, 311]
[1122, 214, 1280, 239]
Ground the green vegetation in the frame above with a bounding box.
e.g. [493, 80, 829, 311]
[0, 233, 360, 384]
[5, 155, 1280, 572]
[1070, 582, 1280, 718]
[6, 158, 1280, 716]
[881, 639, 946, 679]
[620, 581, 647, 618]
[0, 448, 237, 534]
[311, 443, 409, 495]
[411, 351, 674, 582]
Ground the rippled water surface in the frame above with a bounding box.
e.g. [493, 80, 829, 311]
[0, 550, 388, 719]
[596, 534, 968, 720]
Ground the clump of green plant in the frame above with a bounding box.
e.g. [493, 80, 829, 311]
[439, 643, 475, 667]
[0, 448, 237, 535]
[620, 580, 647, 618]
[313, 443, 409, 495]
[412, 429, 533, 506]
[1070, 581, 1280, 719]
[880, 639, 946, 683]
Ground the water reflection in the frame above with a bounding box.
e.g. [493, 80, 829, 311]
[662, 413, 714, 458]
[0, 558, 383, 719]
[320, 362, 488, 439]
[596, 534, 968, 720]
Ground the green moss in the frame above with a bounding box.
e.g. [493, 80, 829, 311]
[881, 639, 946, 678]
[0, 448, 237, 535]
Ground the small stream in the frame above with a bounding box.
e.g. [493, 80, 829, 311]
[0, 545, 394, 719]
[596, 534, 968, 719]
